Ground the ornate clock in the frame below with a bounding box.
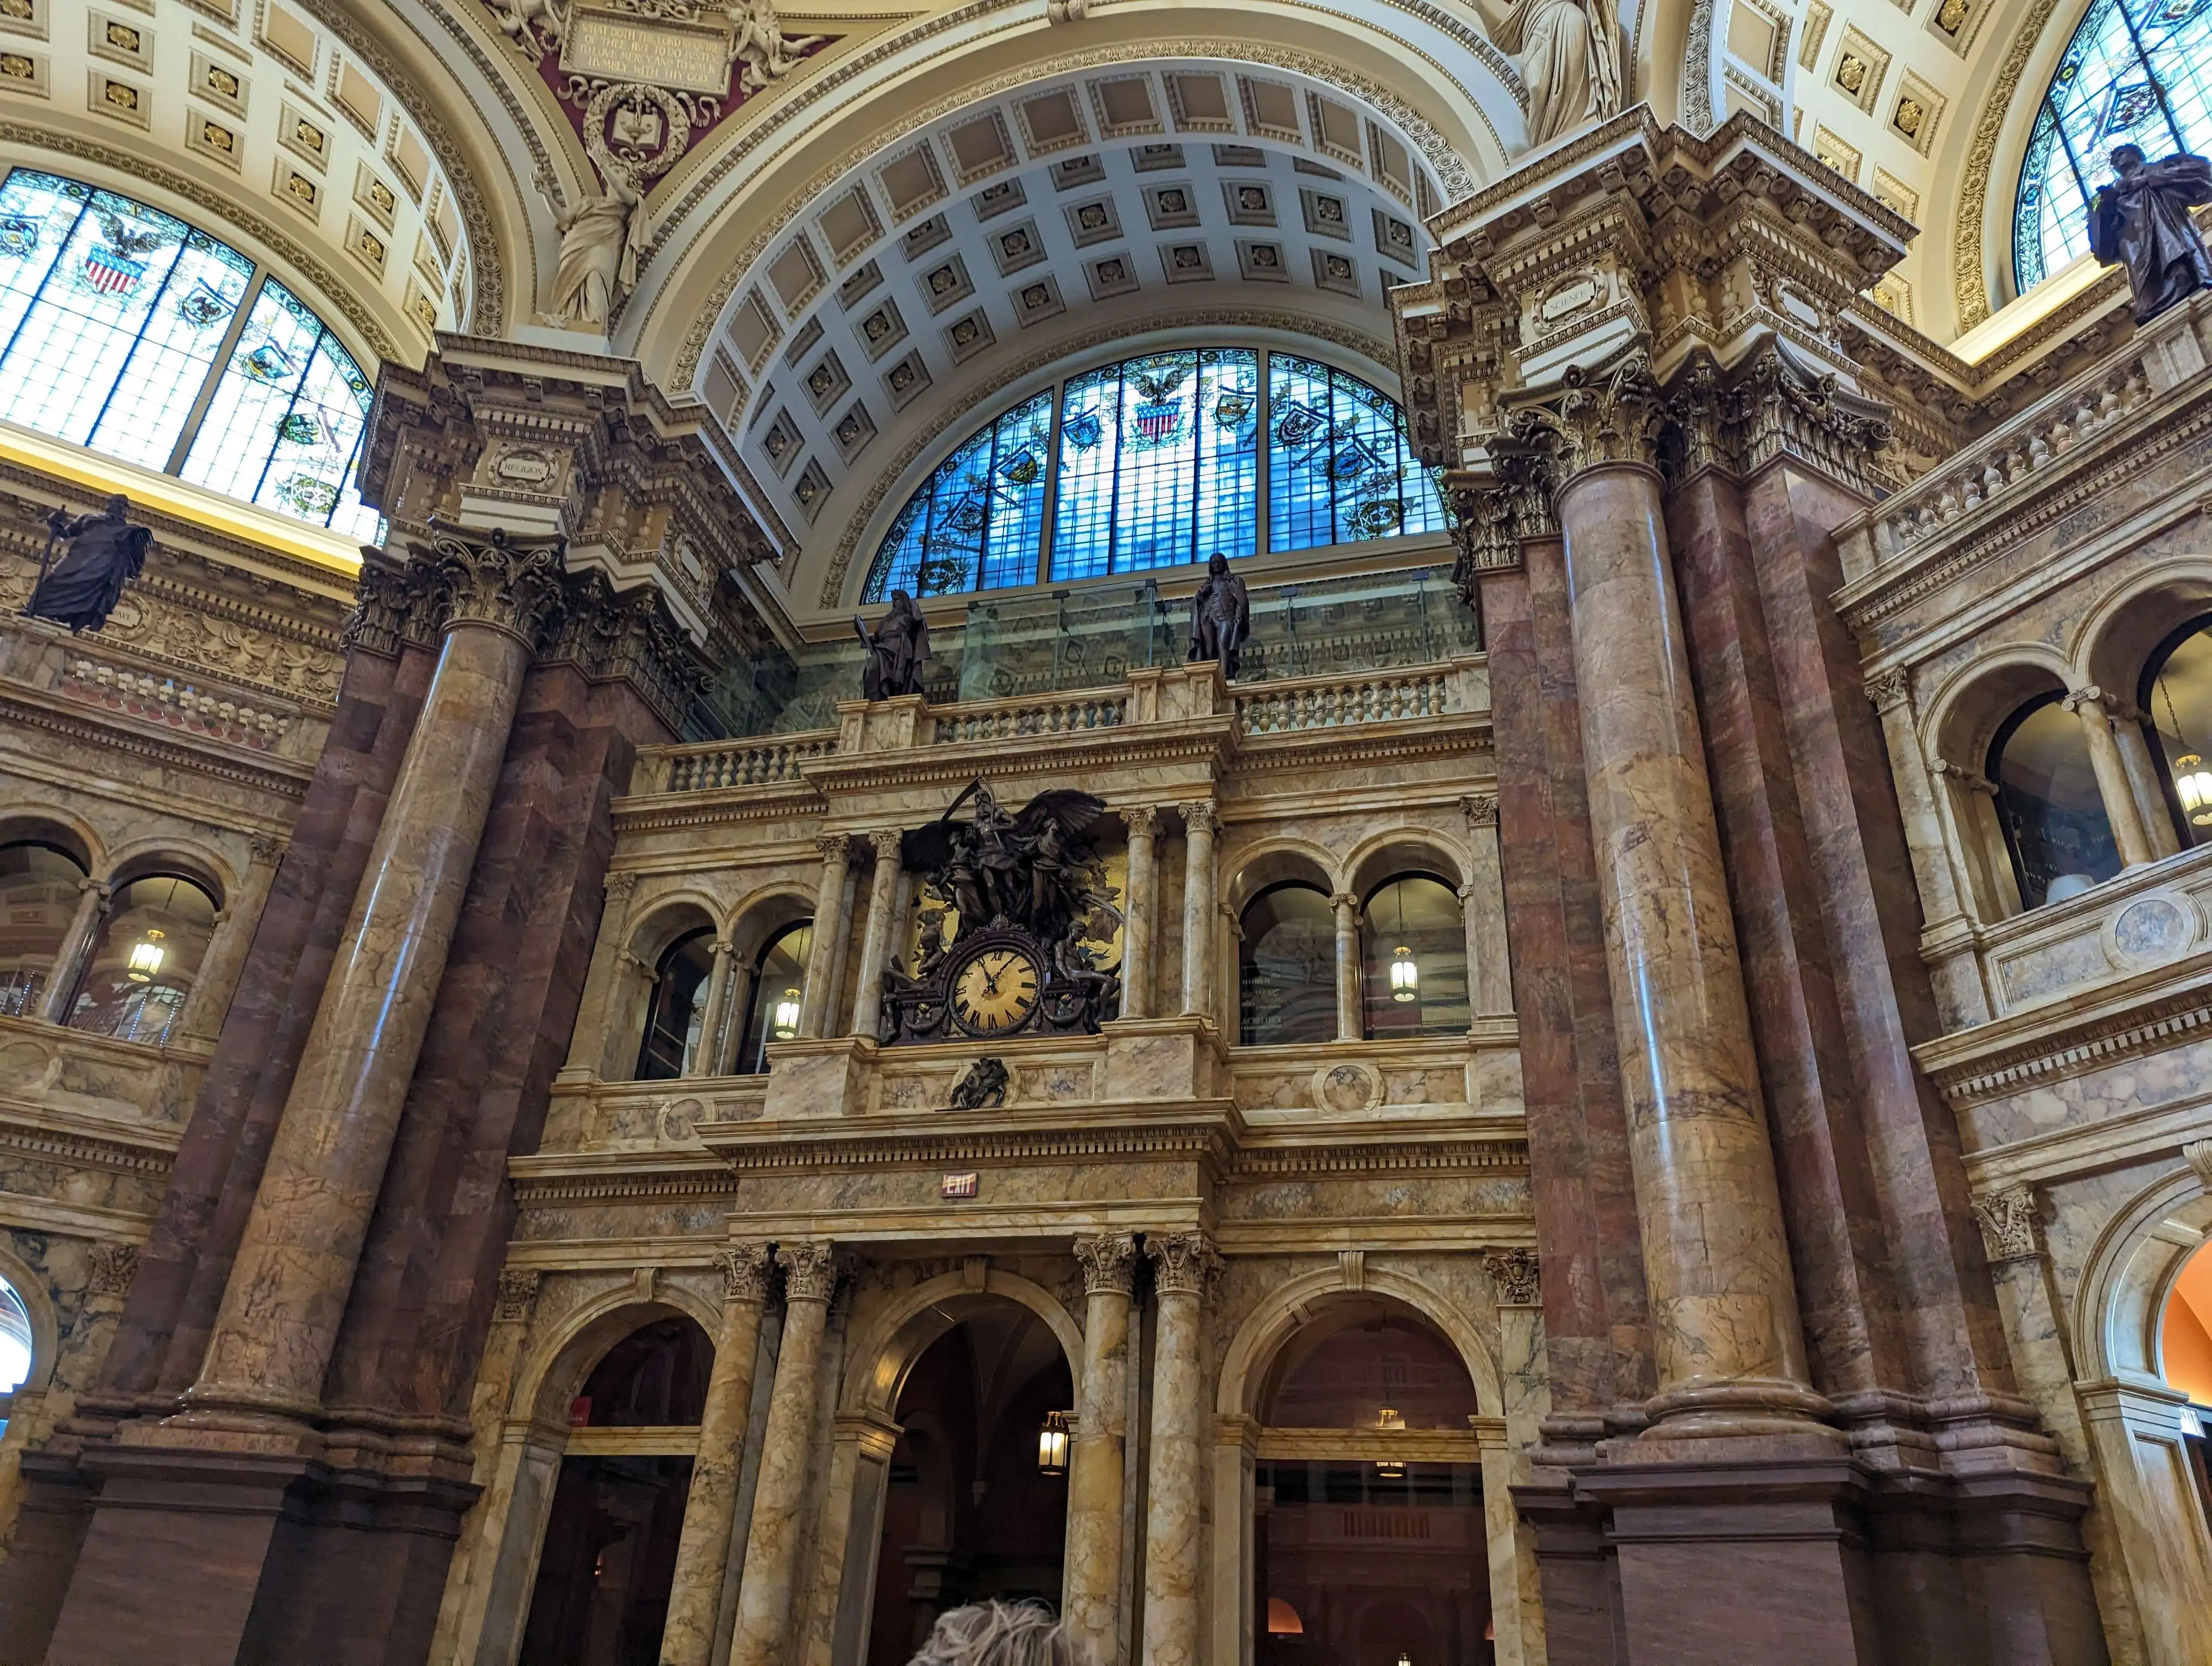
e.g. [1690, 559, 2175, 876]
[949, 943, 1044, 1036]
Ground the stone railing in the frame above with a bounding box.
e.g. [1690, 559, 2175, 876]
[1849, 318, 2172, 575]
[1233, 667, 1455, 734]
[930, 691, 1128, 744]
[653, 729, 838, 793]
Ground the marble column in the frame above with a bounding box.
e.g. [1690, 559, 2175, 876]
[178, 835, 286, 1043]
[711, 960, 755, 1077]
[1552, 457, 1820, 1437]
[1178, 803, 1218, 1020]
[181, 528, 566, 1425]
[661, 1242, 773, 1666]
[1459, 794, 1513, 1017]
[847, 829, 904, 1040]
[1120, 808, 1159, 1020]
[2066, 685, 2156, 868]
[798, 836, 850, 1040]
[691, 939, 736, 1077]
[1066, 1233, 1136, 1662]
[2110, 700, 2184, 860]
[34, 876, 107, 1023]
[1140, 1232, 1218, 1666]
[1329, 892, 1362, 1041]
[728, 1240, 841, 1666]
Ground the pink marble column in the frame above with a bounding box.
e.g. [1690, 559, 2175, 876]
[1120, 808, 1158, 1020]
[1140, 1232, 1218, 1666]
[728, 1240, 842, 1666]
[1065, 1233, 1136, 1662]
[1330, 892, 1361, 1041]
[1553, 459, 1823, 1441]
[661, 1242, 773, 1666]
[179, 528, 566, 1426]
[798, 836, 850, 1040]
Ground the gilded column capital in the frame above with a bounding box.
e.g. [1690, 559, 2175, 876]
[2063, 684, 2118, 720]
[1931, 758, 1999, 798]
[1485, 1246, 1541, 1306]
[1461, 791, 1500, 831]
[1181, 801, 1218, 837]
[1073, 1232, 1137, 1296]
[247, 833, 289, 868]
[493, 1268, 542, 1323]
[713, 1241, 775, 1305]
[1970, 1185, 2041, 1265]
[1329, 892, 1358, 914]
[778, 1239, 844, 1304]
[1447, 450, 1558, 597]
[1145, 1231, 1221, 1297]
[426, 524, 568, 649]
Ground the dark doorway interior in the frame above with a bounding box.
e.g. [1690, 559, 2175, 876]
[865, 1306, 1075, 1664]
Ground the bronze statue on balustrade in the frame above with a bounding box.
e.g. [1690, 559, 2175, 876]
[855, 587, 931, 700]
[880, 778, 1122, 1045]
[1187, 551, 1250, 680]
[2091, 143, 2212, 323]
[22, 495, 151, 634]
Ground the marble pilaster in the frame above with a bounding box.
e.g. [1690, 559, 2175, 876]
[181, 527, 565, 1427]
[1178, 804, 1218, 1021]
[798, 837, 850, 1040]
[35, 877, 107, 1023]
[1140, 1232, 1218, 1666]
[727, 1240, 841, 1666]
[1459, 795, 1512, 1017]
[847, 829, 904, 1040]
[2066, 687, 2156, 868]
[1551, 455, 1822, 1441]
[1066, 1233, 1136, 1662]
[1329, 893, 1361, 1041]
[662, 1242, 773, 1666]
[177, 836, 286, 1043]
[693, 939, 736, 1077]
[1120, 808, 1158, 1020]
[2109, 701, 2184, 860]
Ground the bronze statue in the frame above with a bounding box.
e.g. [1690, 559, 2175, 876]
[856, 588, 931, 700]
[2090, 144, 2212, 324]
[1187, 552, 1250, 680]
[23, 495, 150, 634]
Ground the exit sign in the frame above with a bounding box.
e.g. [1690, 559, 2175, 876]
[941, 1171, 979, 1199]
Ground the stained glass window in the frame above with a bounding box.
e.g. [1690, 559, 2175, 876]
[861, 349, 1436, 602]
[2016, 0, 2212, 292]
[0, 168, 380, 539]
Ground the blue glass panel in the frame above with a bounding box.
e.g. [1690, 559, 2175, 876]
[1269, 354, 1444, 553]
[88, 232, 253, 471]
[1049, 364, 1121, 582]
[978, 392, 1052, 589]
[2017, 0, 2212, 290]
[1194, 349, 1260, 565]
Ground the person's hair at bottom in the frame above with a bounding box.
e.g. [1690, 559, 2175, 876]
[906, 1600, 1079, 1666]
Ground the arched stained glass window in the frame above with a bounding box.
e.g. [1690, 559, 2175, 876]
[860, 347, 1444, 602]
[2016, 0, 2212, 293]
[0, 169, 380, 540]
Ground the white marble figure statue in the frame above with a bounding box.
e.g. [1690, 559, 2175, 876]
[1482, 0, 1622, 149]
[725, 0, 825, 93]
[536, 167, 642, 330]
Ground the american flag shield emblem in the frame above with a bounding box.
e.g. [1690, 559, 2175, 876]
[83, 246, 145, 296]
[1133, 400, 1182, 443]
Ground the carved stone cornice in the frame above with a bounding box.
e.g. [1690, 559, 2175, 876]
[544, 568, 711, 736]
[427, 526, 569, 649]
[1073, 1232, 1137, 1297]
[1485, 1246, 1540, 1305]
[1970, 1185, 2040, 1265]
[1146, 1231, 1221, 1298]
[713, 1241, 774, 1304]
[777, 1239, 844, 1303]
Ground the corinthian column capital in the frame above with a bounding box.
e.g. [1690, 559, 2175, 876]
[714, 1241, 775, 1304]
[1073, 1232, 1137, 1296]
[777, 1239, 844, 1303]
[1145, 1231, 1220, 1297]
[1511, 354, 1667, 486]
[427, 524, 568, 648]
[1970, 1185, 2042, 1265]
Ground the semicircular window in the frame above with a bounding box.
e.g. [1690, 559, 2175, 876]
[0, 168, 380, 540]
[861, 347, 1446, 601]
[2016, 0, 2212, 293]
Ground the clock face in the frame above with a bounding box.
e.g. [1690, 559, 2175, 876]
[951, 946, 1043, 1036]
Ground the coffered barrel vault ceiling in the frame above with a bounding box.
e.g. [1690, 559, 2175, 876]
[692, 59, 1442, 605]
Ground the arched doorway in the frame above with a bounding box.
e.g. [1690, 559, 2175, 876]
[1253, 1305, 1491, 1666]
[865, 1304, 1075, 1662]
[518, 1315, 715, 1665]
[2159, 1239, 2212, 1529]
